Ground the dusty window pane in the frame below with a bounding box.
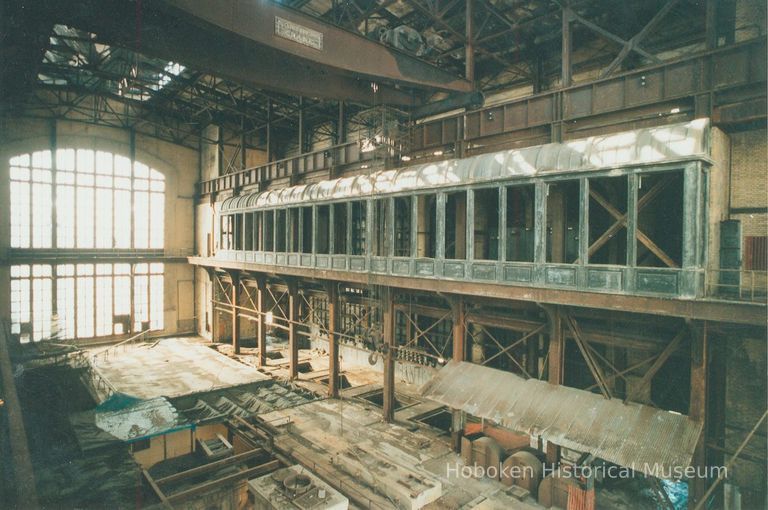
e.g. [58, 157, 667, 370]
[473, 188, 499, 260]
[394, 197, 411, 257]
[546, 181, 580, 264]
[636, 171, 684, 268]
[302, 206, 313, 254]
[445, 191, 467, 260]
[505, 185, 535, 262]
[417, 195, 437, 258]
[588, 176, 628, 265]
[373, 199, 390, 257]
[332, 203, 347, 254]
[350, 201, 367, 256]
[263, 211, 274, 251]
[316, 205, 330, 254]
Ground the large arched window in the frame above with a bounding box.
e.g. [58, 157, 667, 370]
[9, 149, 166, 343]
[10, 149, 164, 249]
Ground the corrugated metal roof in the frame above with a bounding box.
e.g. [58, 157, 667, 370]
[421, 361, 703, 477]
[222, 119, 709, 212]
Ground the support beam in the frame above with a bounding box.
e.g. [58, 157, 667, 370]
[465, 0, 475, 84]
[543, 305, 563, 464]
[230, 270, 240, 354]
[450, 297, 466, 362]
[160, 0, 472, 93]
[326, 282, 340, 398]
[382, 287, 396, 423]
[287, 279, 299, 380]
[255, 276, 267, 367]
[688, 321, 708, 509]
[600, 0, 681, 78]
[624, 327, 687, 403]
[561, 4, 572, 88]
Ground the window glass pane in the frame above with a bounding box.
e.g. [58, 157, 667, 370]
[10, 181, 30, 248]
[32, 183, 52, 248]
[96, 276, 113, 336]
[57, 185, 75, 248]
[134, 191, 149, 248]
[150, 192, 164, 249]
[33, 277, 52, 341]
[114, 189, 131, 248]
[10, 167, 30, 181]
[96, 151, 113, 175]
[506, 186, 535, 262]
[32, 150, 52, 169]
[445, 191, 467, 260]
[57, 277, 75, 339]
[134, 162, 149, 178]
[150, 274, 164, 330]
[77, 149, 94, 173]
[11, 153, 30, 167]
[77, 187, 94, 248]
[77, 276, 94, 338]
[56, 149, 75, 171]
[546, 181, 580, 264]
[95, 189, 113, 248]
[114, 155, 131, 176]
[473, 189, 499, 260]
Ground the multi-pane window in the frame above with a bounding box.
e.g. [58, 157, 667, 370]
[10, 263, 164, 343]
[9, 149, 164, 249]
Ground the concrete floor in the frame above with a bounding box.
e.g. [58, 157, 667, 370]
[90, 337, 269, 399]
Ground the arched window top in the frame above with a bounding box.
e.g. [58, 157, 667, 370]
[9, 148, 165, 250]
[10, 149, 165, 181]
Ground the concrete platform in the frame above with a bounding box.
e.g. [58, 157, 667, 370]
[259, 399, 544, 509]
[91, 337, 269, 399]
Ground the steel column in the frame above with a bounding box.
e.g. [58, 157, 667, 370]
[255, 276, 267, 367]
[689, 320, 708, 509]
[230, 270, 240, 354]
[287, 279, 299, 379]
[326, 282, 340, 398]
[382, 287, 396, 423]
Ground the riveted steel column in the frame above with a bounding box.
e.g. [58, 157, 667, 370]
[382, 287, 396, 423]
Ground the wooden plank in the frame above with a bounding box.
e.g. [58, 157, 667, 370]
[165, 460, 281, 504]
[142, 469, 172, 509]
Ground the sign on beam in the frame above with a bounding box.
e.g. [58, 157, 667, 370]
[274, 16, 323, 51]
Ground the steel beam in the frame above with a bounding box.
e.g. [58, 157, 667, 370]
[162, 0, 471, 93]
[190, 257, 767, 326]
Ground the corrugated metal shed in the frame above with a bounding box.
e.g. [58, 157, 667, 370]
[222, 119, 709, 211]
[421, 361, 703, 477]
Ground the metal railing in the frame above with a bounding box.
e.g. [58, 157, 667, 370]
[705, 269, 768, 303]
[91, 329, 158, 363]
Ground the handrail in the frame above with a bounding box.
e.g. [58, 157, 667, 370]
[91, 329, 158, 362]
[705, 268, 767, 303]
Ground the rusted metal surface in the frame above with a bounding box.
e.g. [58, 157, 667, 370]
[221, 119, 709, 211]
[190, 256, 767, 326]
[421, 361, 703, 476]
